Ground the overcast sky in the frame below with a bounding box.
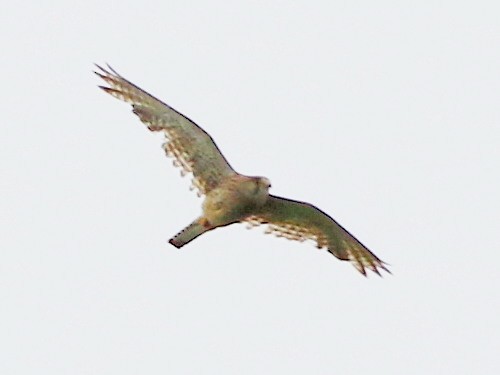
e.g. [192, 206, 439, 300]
[1, 1, 499, 374]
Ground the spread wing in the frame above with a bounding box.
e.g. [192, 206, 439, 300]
[244, 195, 390, 276]
[95, 64, 236, 195]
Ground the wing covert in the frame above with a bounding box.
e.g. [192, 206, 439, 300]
[95, 64, 235, 195]
[245, 195, 390, 276]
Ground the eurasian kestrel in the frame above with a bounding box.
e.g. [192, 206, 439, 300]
[95, 64, 390, 276]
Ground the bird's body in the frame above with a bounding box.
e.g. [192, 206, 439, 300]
[202, 175, 271, 227]
[171, 175, 271, 248]
[96, 64, 390, 276]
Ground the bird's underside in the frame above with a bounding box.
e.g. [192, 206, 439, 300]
[95, 63, 390, 276]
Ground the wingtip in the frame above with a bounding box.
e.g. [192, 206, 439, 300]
[373, 262, 392, 277]
[94, 63, 109, 74]
[355, 260, 392, 278]
[93, 70, 105, 78]
[370, 265, 382, 277]
[94, 62, 120, 77]
[379, 260, 392, 275]
[106, 63, 120, 76]
[97, 86, 122, 99]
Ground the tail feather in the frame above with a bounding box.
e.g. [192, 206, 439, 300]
[169, 219, 209, 248]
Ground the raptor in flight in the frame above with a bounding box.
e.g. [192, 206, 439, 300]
[95, 64, 390, 276]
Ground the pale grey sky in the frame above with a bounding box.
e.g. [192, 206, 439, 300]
[1, 1, 499, 374]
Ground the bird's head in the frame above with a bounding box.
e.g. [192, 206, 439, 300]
[257, 177, 272, 191]
[237, 175, 271, 206]
[251, 176, 271, 206]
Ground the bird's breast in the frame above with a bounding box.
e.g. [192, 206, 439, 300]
[202, 181, 261, 226]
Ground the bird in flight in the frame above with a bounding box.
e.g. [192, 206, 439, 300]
[95, 64, 390, 276]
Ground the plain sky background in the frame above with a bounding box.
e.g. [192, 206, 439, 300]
[1, 1, 499, 374]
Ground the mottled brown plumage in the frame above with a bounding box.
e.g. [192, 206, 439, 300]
[96, 64, 390, 276]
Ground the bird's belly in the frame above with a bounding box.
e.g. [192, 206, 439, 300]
[202, 188, 254, 227]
